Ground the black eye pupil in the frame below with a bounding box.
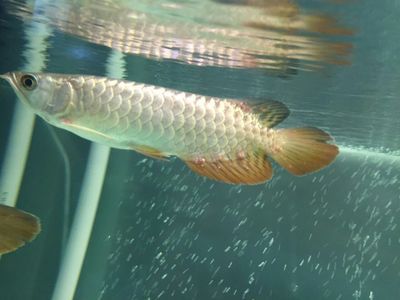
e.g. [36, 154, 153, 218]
[24, 78, 32, 87]
[21, 74, 37, 90]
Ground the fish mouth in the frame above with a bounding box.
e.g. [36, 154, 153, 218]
[0, 72, 13, 81]
[0, 72, 17, 88]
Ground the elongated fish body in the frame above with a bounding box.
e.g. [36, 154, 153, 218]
[1, 72, 338, 184]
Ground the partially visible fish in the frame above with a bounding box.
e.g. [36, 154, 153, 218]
[0, 72, 338, 185]
[0, 204, 41, 254]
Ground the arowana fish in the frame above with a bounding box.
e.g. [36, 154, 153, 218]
[0, 72, 338, 185]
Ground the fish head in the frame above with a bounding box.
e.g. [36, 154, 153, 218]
[0, 72, 75, 124]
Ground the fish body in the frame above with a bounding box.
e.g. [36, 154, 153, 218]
[1, 72, 338, 184]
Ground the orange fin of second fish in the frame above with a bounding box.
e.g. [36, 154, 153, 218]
[0, 204, 41, 255]
[132, 144, 170, 161]
[185, 150, 273, 185]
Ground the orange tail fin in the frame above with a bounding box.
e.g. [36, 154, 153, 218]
[269, 127, 339, 175]
[0, 204, 41, 254]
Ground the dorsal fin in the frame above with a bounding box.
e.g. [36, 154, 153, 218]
[240, 100, 290, 128]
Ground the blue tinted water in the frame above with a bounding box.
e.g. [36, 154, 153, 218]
[0, 0, 399, 299]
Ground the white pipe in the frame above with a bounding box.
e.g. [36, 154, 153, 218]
[51, 50, 126, 300]
[51, 144, 110, 300]
[0, 18, 52, 206]
[0, 106, 35, 206]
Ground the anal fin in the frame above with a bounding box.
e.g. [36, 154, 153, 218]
[184, 150, 273, 185]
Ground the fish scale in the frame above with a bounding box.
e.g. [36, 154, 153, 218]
[1, 72, 339, 184]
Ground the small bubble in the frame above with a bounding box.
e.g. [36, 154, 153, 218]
[291, 282, 299, 293]
[248, 273, 255, 285]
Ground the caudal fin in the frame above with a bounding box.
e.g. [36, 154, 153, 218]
[0, 204, 41, 255]
[270, 127, 339, 175]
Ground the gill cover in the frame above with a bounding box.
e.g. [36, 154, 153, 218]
[0, 72, 72, 120]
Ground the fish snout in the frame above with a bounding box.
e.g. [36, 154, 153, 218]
[0, 72, 17, 86]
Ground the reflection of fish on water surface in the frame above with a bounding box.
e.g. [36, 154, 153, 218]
[0, 204, 41, 254]
[1, 72, 338, 185]
[6, 0, 353, 73]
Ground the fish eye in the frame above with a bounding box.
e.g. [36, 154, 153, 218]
[20, 74, 37, 90]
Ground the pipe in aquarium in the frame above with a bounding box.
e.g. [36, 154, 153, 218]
[51, 50, 126, 300]
[0, 9, 51, 206]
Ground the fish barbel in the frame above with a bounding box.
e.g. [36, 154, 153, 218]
[0, 72, 338, 184]
[0, 204, 41, 254]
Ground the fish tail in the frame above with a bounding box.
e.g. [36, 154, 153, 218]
[268, 127, 339, 176]
[0, 204, 41, 255]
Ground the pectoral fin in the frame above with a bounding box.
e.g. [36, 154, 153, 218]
[60, 120, 117, 144]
